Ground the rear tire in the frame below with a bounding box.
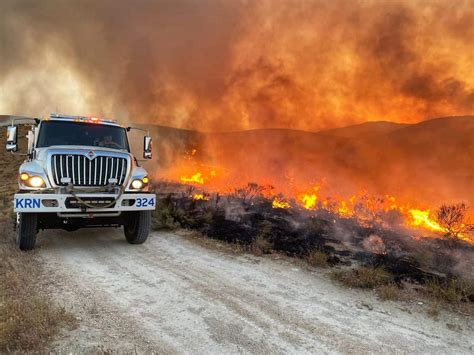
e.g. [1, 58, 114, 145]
[16, 213, 38, 251]
[124, 211, 151, 244]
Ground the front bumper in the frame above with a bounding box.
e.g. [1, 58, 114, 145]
[13, 193, 156, 213]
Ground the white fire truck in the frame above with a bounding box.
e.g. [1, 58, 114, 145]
[4, 114, 156, 250]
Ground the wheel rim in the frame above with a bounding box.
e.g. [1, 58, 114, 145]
[127, 216, 138, 234]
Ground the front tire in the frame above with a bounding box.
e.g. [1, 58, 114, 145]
[16, 213, 38, 251]
[124, 211, 151, 244]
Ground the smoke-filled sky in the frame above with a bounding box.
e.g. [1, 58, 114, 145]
[1, 0, 473, 131]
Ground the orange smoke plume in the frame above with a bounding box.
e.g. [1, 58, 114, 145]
[1, 1, 473, 130]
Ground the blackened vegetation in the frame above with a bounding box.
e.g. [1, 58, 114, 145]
[151, 183, 474, 305]
[153, 192, 337, 259]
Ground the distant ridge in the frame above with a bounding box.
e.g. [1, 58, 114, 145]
[319, 121, 410, 138]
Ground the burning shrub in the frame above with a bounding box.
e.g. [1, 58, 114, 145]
[436, 203, 474, 241]
[331, 266, 393, 289]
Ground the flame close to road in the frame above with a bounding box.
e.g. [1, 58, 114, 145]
[177, 169, 473, 244]
[159, 137, 474, 245]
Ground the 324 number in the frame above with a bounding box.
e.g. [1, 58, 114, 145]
[136, 197, 155, 208]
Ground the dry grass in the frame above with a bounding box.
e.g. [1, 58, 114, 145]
[0, 218, 76, 352]
[427, 304, 440, 320]
[306, 249, 329, 268]
[424, 278, 473, 304]
[331, 266, 393, 289]
[249, 235, 273, 256]
[376, 283, 401, 301]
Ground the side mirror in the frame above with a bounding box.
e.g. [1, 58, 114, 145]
[143, 136, 152, 159]
[6, 125, 18, 152]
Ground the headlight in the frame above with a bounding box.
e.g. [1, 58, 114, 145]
[131, 179, 144, 190]
[130, 176, 149, 190]
[29, 176, 45, 188]
[19, 173, 45, 188]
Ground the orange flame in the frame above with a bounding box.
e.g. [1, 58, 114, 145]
[407, 209, 445, 233]
[167, 160, 473, 244]
[180, 170, 217, 185]
[181, 172, 205, 184]
[296, 186, 319, 210]
[272, 197, 291, 209]
[337, 200, 352, 217]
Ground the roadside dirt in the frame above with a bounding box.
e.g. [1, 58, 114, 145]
[33, 229, 473, 354]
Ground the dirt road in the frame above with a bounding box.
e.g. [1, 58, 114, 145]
[35, 229, 472, 354]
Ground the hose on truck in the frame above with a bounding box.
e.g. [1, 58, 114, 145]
[66, 184, 126, 209]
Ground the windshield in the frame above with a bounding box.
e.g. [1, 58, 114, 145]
[37, 121, 129, 151]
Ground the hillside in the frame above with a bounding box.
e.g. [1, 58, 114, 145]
[145, 116, 474, 207]
[319, 121, 409, 138]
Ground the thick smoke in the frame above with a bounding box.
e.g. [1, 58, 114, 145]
[1, 0, 473, 131]
[1, 0, 473, 214]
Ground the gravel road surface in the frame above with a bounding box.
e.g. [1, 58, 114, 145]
[35, 229, 473, 354]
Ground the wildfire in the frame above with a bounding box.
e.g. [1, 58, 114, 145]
[297, 186, 320, 210]
[181, 172, 204, 184]
[272, 197, 291, 209]
[171, 165, 472, 243]
[192, 194, 209, 201]
[180, 170, 216, 185]
[337, 200, 352, 217]
[407, 209, 445, 233]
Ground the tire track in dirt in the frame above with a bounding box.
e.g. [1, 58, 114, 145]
[36, 229, 473, 354]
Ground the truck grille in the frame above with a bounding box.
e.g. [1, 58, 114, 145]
[51, 154, 128, 186]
